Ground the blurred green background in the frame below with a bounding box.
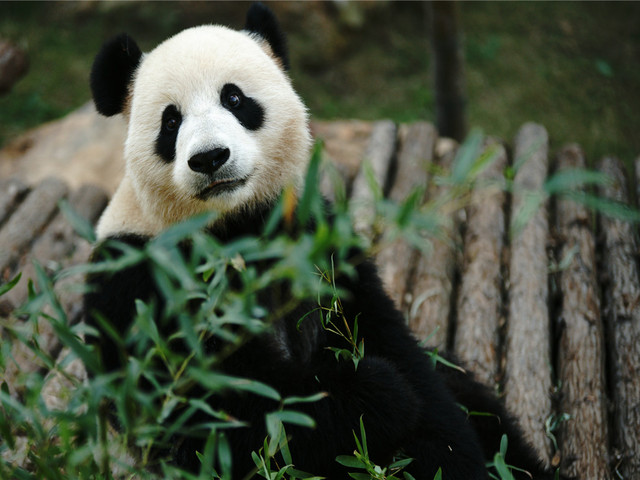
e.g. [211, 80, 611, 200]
[0, 1, 638, 164]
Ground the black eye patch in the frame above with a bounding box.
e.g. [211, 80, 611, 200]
[155, 104, 182, 163]
[220, 83, 264, 131]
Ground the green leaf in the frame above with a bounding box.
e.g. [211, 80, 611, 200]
[389, 457, 414, 468]
[451, 129, 484, 183]
[500, 434, 509, 457]
[297, 141, 324, 225]
[335, 455, 364, 468]
[0, 386, 15, 450]
[595, 59, 613, 77]
[217, 432, 232, 478]
[563, 191, 640, 222]
[492, 452, 516, 480]
[287, 468, 325, 480]
[151, 212, 216, 248]
[283, 392, 328, 406]
[348, 474, 371, 480]
[189, 369, 281, 401]
[269, 410, 316, 429]
[425, 348, 465, 373]
[544, 168, 609, 194]
[0, 272, 21, 297]
[58, 199, 96, 243]
[358, 415, 368, 458]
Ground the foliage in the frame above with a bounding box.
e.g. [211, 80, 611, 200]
[0, 133, 637, 478]
[335, 417, 415, 480]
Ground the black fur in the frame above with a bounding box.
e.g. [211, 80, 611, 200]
[221, 83, 265, 131]
[85, 203, 559, 479]
[155, 105, 182, 162]
[244, 2, 290, 70]
[90, 33, 142, 117]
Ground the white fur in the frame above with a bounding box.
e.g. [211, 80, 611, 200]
[97, 25, 312, 239]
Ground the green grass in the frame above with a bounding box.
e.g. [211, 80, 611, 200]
[0, 2, 638, 164]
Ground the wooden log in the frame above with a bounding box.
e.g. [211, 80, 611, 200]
[407, 137, 460, 348]
[0, 177, 68, 278]
[350, 120, 397, 238]
[3, 241, 96, 397]
[376, 122, 436, 311]
[1, 184, 107, 396]
[597, 156, 640, 479]
[504, 123, 553, 465]
[3, 184, 108, 309]
[0, 103, 126, 194]
[555, 145, 610, 479]
[453, 139, 507, 386]
[311, 120, 373, 201]
[0, 177, 28, 226]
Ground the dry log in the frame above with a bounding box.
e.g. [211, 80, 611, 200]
[597, 156, 640, 478]
[0, 177, 28, 225]
[376, 122, 436, 312]
[0, 177, 68, 278]
[0, 103, 126, 194]
[311, 120, 373, 201]
[350, 120, 397, 238]
[407, 137, 459, 348]
[453, 140, 507, 386]
[555, 145, 610, 479]
[1, 184, 107, 396]
[3, 184, 108, 309]
[504, 123, 553, 465]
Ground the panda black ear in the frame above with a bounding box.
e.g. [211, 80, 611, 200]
[90, 33, 142, 117]
[244, 2, 290, 70]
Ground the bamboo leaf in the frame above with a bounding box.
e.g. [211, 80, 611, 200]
[0, 272, 21, 297]
[335, 456, 364, 468]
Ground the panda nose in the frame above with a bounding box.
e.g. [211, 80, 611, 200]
[188, 148, 230, 175]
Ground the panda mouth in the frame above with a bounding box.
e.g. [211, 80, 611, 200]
[196, 176, 249, 199]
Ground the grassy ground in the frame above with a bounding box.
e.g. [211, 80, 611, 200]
[0, 1, 638, 165]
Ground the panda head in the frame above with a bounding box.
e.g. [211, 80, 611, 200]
[91, 3, 312, 238]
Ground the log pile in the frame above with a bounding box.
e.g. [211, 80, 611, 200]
[1, 107, 640, 478]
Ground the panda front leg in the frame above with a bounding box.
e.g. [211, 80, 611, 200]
[398, 371, 489, 479]
[180, 353, 421, 479]
[337, 260, 488, 479]
[321, 352, 488, 480]
[268, 338, 486, 479]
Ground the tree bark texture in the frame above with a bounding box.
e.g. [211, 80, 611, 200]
[407, 137, 460, 348]
[376, 122, 437, 314]
[454, 139, 507, 387]
[555, 145, 610, 480]
[0, 177, 68, 276]
[504, 123, 553, 465]
[598, 156, 640, 479]
[350, 120, 397, 238]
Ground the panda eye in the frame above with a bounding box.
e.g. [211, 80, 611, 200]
[160, 105, 182, 134]
[165, 117, 180, 131]
[220, 83, 264, 131]
[227, 92, 241, 108]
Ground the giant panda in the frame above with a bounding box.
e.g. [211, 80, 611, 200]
[84, 4, 561, 479]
